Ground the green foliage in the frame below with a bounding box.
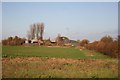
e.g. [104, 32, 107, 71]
[2, 46, 112, 59]
[2, 46, 85, 59]
[2, 46, 118, 78]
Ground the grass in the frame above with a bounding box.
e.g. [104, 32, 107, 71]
[2, 46, 118, 78]
[2, 46, 112, 59]
[2, 57, 118, 78]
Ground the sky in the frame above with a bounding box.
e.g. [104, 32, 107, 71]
[1, 0, 119, 2]
[0, 2, 2, 42]
[2, 2, 118, 42]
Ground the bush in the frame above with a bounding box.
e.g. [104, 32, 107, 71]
[2, 36, 25, 46]
[85, 36, 118, 58]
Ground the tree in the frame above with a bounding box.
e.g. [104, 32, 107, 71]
[27, 22, 44, 41]
[85, 35, 118, 58]
[56, 34, 64, 46]
[100, 36, 113, 43]
[80, 39, 89, 46]
[44, 38, 51, 46]
[2, 36, 25, 46]
[8, 37, 13, 41]
[27, 30, 31, 40]
[30, 24, 35, 39]
[96, 41, 106, 53]
[39, 22, 44, 41]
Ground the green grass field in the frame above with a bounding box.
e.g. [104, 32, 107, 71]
[2, 46, 112, 59]
[2, 46, 118, 78]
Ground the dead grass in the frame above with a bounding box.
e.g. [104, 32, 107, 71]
[2, 57, 118, 78]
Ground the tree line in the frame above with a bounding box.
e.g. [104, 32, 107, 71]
[79, 35, 119, 58]
[2, 35, 119, 58]
[2, 36, 25, 46]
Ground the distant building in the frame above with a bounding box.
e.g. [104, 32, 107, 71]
[31, 39, 38, 43]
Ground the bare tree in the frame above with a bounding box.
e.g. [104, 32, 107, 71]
[38, 22, 44, 41]
[30, 24, 34, 39]
[36, 23, 40, 40]
[33, 23, 37, 39]
[40, 22, 44, 41]
[27, 22, 44, 41]
[27, 30, 31, 40]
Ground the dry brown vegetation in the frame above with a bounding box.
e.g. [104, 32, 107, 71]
[80, 36, 119, 58]
[2, 57, 118, 78]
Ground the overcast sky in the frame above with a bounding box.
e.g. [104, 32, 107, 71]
[2, 2, 118, 42]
